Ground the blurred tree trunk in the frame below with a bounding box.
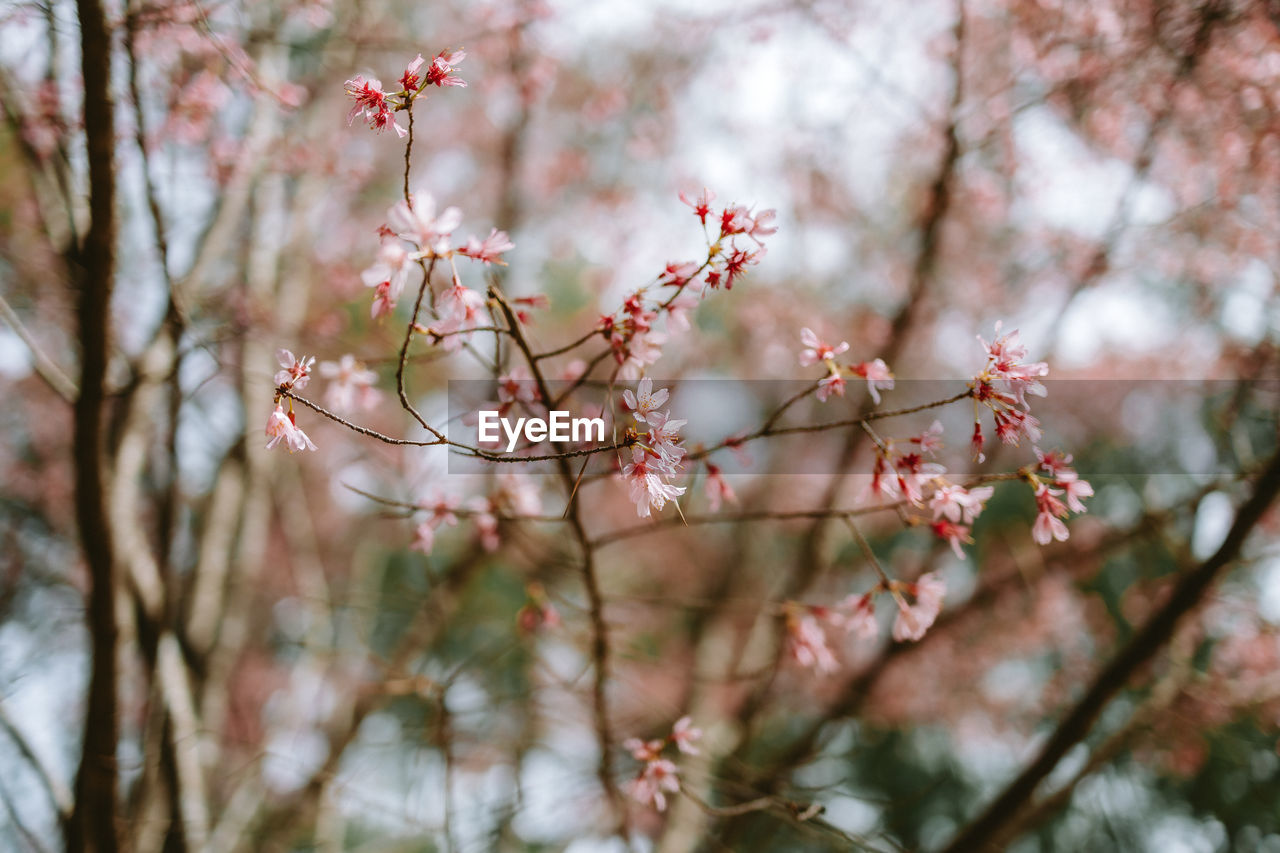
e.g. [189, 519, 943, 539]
[68, 0, 120, 850]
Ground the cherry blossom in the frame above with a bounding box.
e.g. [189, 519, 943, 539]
[621, 377, 669, 423]
[343, 75, 405, 137]
[798, 327, 850, 366]
[399, 54, 426, 91]
[851, 358, 894, 404]
[621, 454, 686, 518]
[659, 260, 700, 289]
[891, 573, 945, 642]
[786, 611, 838, 674]
[423, 49, 466, 88]
[497, 366, 540, 406]
[274, 349, 315, 390]
[318, 354, 380, 413]
[387, 189, 462, 254]
[458, 228, 514, 265]
[838, 593, 879, 641]
[679, 187, 715, 224]
[410, 494, 460, 555]
[911, 420, 945, 454]
[265, 404, 317, 453]
[625, 758, 680, 812]
[671, 716, 702, 755]
[1031, 483, 1071, 545]
[434, 278, 489, 350]
[817, 370, 846, 402]
[931, 520, 974, 559]
[930, 482, 995, 525]
[703, 462, 737, 512]
[644, 411, 687, 465]
[361, 237, 412, 315]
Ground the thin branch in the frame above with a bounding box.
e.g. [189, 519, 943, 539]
[0, 294, 77, 402]
[0, 700, 73, 821]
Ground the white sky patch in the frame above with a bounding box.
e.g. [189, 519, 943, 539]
[1056, 283, 1178, 367]
[1013, 106, 1175, 239]
[1258, 556, 1280, 624]
[1191, 491, 1234, 560]
[0, 327, 33, 378]
[1221, 258, 1276, 345]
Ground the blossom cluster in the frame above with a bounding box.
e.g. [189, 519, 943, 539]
[619, 379, 687, 517]
[798, 327, 894, 403]
[600, 189, 775, 379]
[267, 349, 318, 453]
[362, 186, 514, 331]
[970, 322, 1049, 461]
[344, 49, 466, 138]
[623, 716, 702, 812]
[1028, 448, 1094, 545]
[268, 350, 384, 452]
[410, 474, 542, 556]
[786, 571, 948, 674]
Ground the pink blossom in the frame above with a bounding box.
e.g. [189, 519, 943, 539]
[931, 520, 973, 559]
[399, 54, 426, 91]
[1032, 483, 1070, 545]
[494, 472, 542, 517]
[798, 327, 850, 366]
[746, 208, 778, 242]
[970, 421, 987, 463]
[892, 573, 945, 642]
[343, 75, 405, 137]
[679, 187, 715, 225]
[979, 322, 1048, 404]
[1035, 448, 1077, 480]
[361, 238, 412, 310]
[625, 758, 680, 812]
[659, 260, 700, 289]
[370, 281, 396, 319]
[993, 407, 1042, 445]
[1061, 478, 1094, 513]
[621, 455, 686, 518]
[786, 613, 838, 674]
[624, 737, 665, 762]
[837, 593, 879, 641]
[851, 359, 894, 404]
[435, 279, 489, 349]
[1032, 512, 1070, 545]
[265, 405, 317, 453]
[424, 49, 466, 88]
[410, 494, 460, 555]
[318, 354, 380, 413]
[618, 329, 667, 379]
[912, 420, 945, 454]
[893, 452, 947, 506]
[644, 411, 687, 465]
[274, 349, 315, 390]
[666, 291, 700, 333]
[930, 482, 995, 525]
[621, 377, 669, 423]
[816, 371, 845, 402]
[671, 716, 702, 755]
[410, 520, 437, 555]
[387, 189, 462, 254]
[703, 463, 737, 512]
[458, 228, 515, 265]
[497, 366, 539, 406]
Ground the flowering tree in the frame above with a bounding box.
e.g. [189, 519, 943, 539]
[1, 1, 1279, 852]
